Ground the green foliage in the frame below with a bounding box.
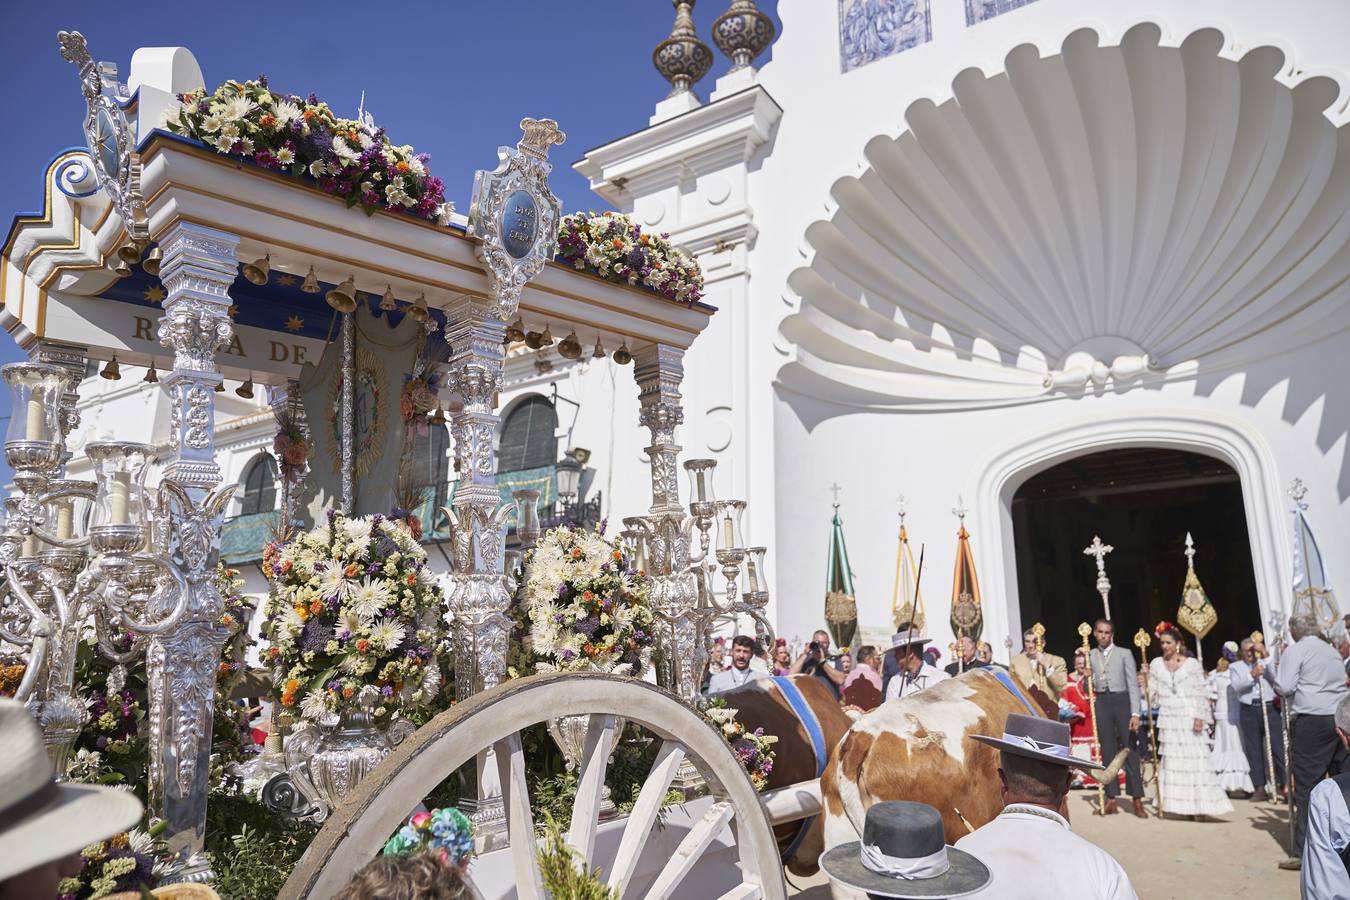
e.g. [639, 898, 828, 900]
[536, 813, 619, 900]
[205, 791, 318, 900]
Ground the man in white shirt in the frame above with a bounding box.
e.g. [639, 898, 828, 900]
[707, 635, 769, 693]
[1277, 614, 1350, 870]
[1302, 693, 1350, 899]
[1230, 637, 1287, 801]
[884, 626, 950, 701]
[958, 712, 1138, 899]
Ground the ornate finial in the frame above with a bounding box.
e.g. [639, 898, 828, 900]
[1134, 628, 1151, 649]
[1184, 532, 1196, 570]
[654, 0, 714, 98]
[57, 31, 100, 101]
[712, 0, 775, 72]
[830, 482, 842, 509]
[516, 118, 566, 162]
[951, 496, 967, 525]
[1289, 477, 1308, 508]
[1077, 622, 1091, 640]
[897, 494, 907, 526]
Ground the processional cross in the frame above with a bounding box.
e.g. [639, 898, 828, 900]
[830, 482, 842, 509]
[1083, 535, 1114, 620]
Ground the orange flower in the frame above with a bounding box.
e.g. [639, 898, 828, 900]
[571, 548, 582, 559]
[345, 564, 359, 578]
[342, 686, 354, 699]
[259, 113, 276, 128]
[406, 573, 417, 586]
[109, 833, 129, 850]
[582, 590, 594, 602]
[218, 663, 231, 676]
[268, 647, 280, 659]
[357, 639, 371, 653]
[611, 550, 623, 561]
[303, 108, 318, 120]
[610, 239, 623, 249]
[285, 678, 300, 694]
[583, 643, 595, 655]
[294, 604, 310, 622]
[640, 234, 649, 244]
[309, 599, 324, 615]
[395, 160, 410, 173]
[220, 613, 235, 628]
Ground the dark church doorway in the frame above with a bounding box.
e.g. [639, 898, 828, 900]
[1012, 447, 1262, 666]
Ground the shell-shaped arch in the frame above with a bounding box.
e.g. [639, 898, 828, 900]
[778, 23, 1350, 410]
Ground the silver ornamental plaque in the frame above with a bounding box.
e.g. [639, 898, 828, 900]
[466, 118, 565, 316]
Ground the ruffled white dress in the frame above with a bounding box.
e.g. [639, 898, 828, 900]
[1207, 667, 1253, 794]
[1149, 657, 1233, 817]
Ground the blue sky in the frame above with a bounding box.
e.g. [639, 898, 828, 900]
[0, 1, 781, 484]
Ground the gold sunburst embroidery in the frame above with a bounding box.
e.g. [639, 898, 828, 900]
[276, 273, 298, 286]
[284, 314, 304, 333]
[144, 285, 166, 304]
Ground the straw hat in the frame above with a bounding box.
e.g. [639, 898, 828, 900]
[0, 698, 143, 882]
[106, 885, 222, 900]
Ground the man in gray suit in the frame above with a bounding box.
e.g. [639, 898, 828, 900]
[1090, 618, 1147, 817]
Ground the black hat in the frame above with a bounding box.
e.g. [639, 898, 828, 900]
[970, 712, 1106, 770]
[819, 801, 992, 898]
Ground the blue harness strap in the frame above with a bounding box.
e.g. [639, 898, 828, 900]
[771, 675, 828, 862]
[984, 666, 1039, 717]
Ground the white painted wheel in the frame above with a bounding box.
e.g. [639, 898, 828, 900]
[280, 672, 786, 900]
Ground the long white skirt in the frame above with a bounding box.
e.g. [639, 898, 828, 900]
[1211, 717, 1253, 794]
[1158, 702, 1234, 817]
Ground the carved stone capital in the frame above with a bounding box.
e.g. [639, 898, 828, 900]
[634, 344, 686, 515]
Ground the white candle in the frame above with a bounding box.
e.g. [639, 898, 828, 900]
[746, 559, 760, 592]
[55, 501, 73, 540]
[21, 535, 37, 558]
[109, 472, 131, 526]
[25, 397, 45, 441]
[722, 516, 734, 548]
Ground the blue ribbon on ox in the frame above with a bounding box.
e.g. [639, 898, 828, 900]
[771, 675, 828, 862]
[983, 666, 1040, 717]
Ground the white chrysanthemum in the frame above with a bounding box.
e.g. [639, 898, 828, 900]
[308, 159, 326, 178]
[276, 147, 295, 165]
[125, 828, 155, 855]
[350, 577, 391, 619]
[273, 98, 300, 124]
[339, 609, 371, 637]
[213, 135, 235, 153]
[221, 96, 255, 122]
[357, 131, 374, 150]
[278, 605, 305, 640]
[299, 690, 331, 721]
[343, 516, 373, 546]
[158, 100, 186, 129]
[218, 122, 240, 142]
[317, 567, 350, 600]
[331, 136, 358, 163]
[369, 620, 406, 653]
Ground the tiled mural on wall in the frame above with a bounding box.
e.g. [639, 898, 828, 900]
[838, 0, 933, 73]
[965, 0, 1039, 27]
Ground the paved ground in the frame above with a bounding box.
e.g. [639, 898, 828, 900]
[785, 791, 1301, 898]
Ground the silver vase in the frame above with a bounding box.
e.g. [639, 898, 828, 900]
[547, 664, 630, 819]
[284, 707, 391, 821]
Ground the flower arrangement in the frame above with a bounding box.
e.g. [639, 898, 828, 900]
[556, 211, 704, 305]
[162, 76, 449, 221]
[1154, 619, 1179, 640]
[519, 524, 655, 674]
[381, 807, 474, 873]
[57, 829, 162, 900]
[699, 697, 777, 792]
[273, 408, 311, 485]
[216, 565, 255, 693]
[262, 510, 448, 728]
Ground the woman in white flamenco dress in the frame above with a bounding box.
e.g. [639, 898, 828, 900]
[1148, 625, 1233, 818]
[1207, 644, 1253, 795]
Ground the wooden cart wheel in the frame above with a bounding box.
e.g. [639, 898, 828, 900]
[279, 672, 787, 900]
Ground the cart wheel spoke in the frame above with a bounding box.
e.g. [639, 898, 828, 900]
[643, 799, 735, 900]
[494, 732, 544, 900]
[607, 740, 686, 896]
[567, 712, 617, 865]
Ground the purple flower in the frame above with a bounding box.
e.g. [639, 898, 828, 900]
[381, 685, 394, 697]
[307, 92, 320, 104]
[300, 618, 332, 654]
[258, 73, 269, 88]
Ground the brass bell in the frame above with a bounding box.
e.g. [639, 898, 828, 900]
[113, 259, 133, 278]
[235, 378, 255, 400]
[539, 324, 554, 347]
[429, 405, 446, 426]
[143, 363, 158, 384]
[242, 253, 271, 286]
[592, 337, 606, 359]
[612, 340, 632, 366]
[557, 330, 582, 360]
[326, 276, 357, 313]
[117, 242, 142, 264]
[407, 294, 429, 321]
[301, 265, 321, 294]
[506, 318, 526, 343]
[99, 357, 122, 380]
[214, 381, 225, 393]
[141, 245, 163, 277]
[380, 285, 397, 311]
[524, 330, 543, 350]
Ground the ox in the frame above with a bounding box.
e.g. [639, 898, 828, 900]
[714, 673, 854, 877]
[820, 668, 1057, 896]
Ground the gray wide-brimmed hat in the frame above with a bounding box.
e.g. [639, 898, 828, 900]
[971, 712, 1107, 771]
[0, 698, 143, 882]
[889, 627, 932, 652]
[820, 801, 992, 899]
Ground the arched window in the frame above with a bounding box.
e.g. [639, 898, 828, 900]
[498, 396, 558, 472]
[239, 453, 278, 515]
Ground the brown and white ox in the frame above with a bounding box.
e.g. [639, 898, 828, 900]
[714, 674, 853, 877]
[820, 668, 1057, 897]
